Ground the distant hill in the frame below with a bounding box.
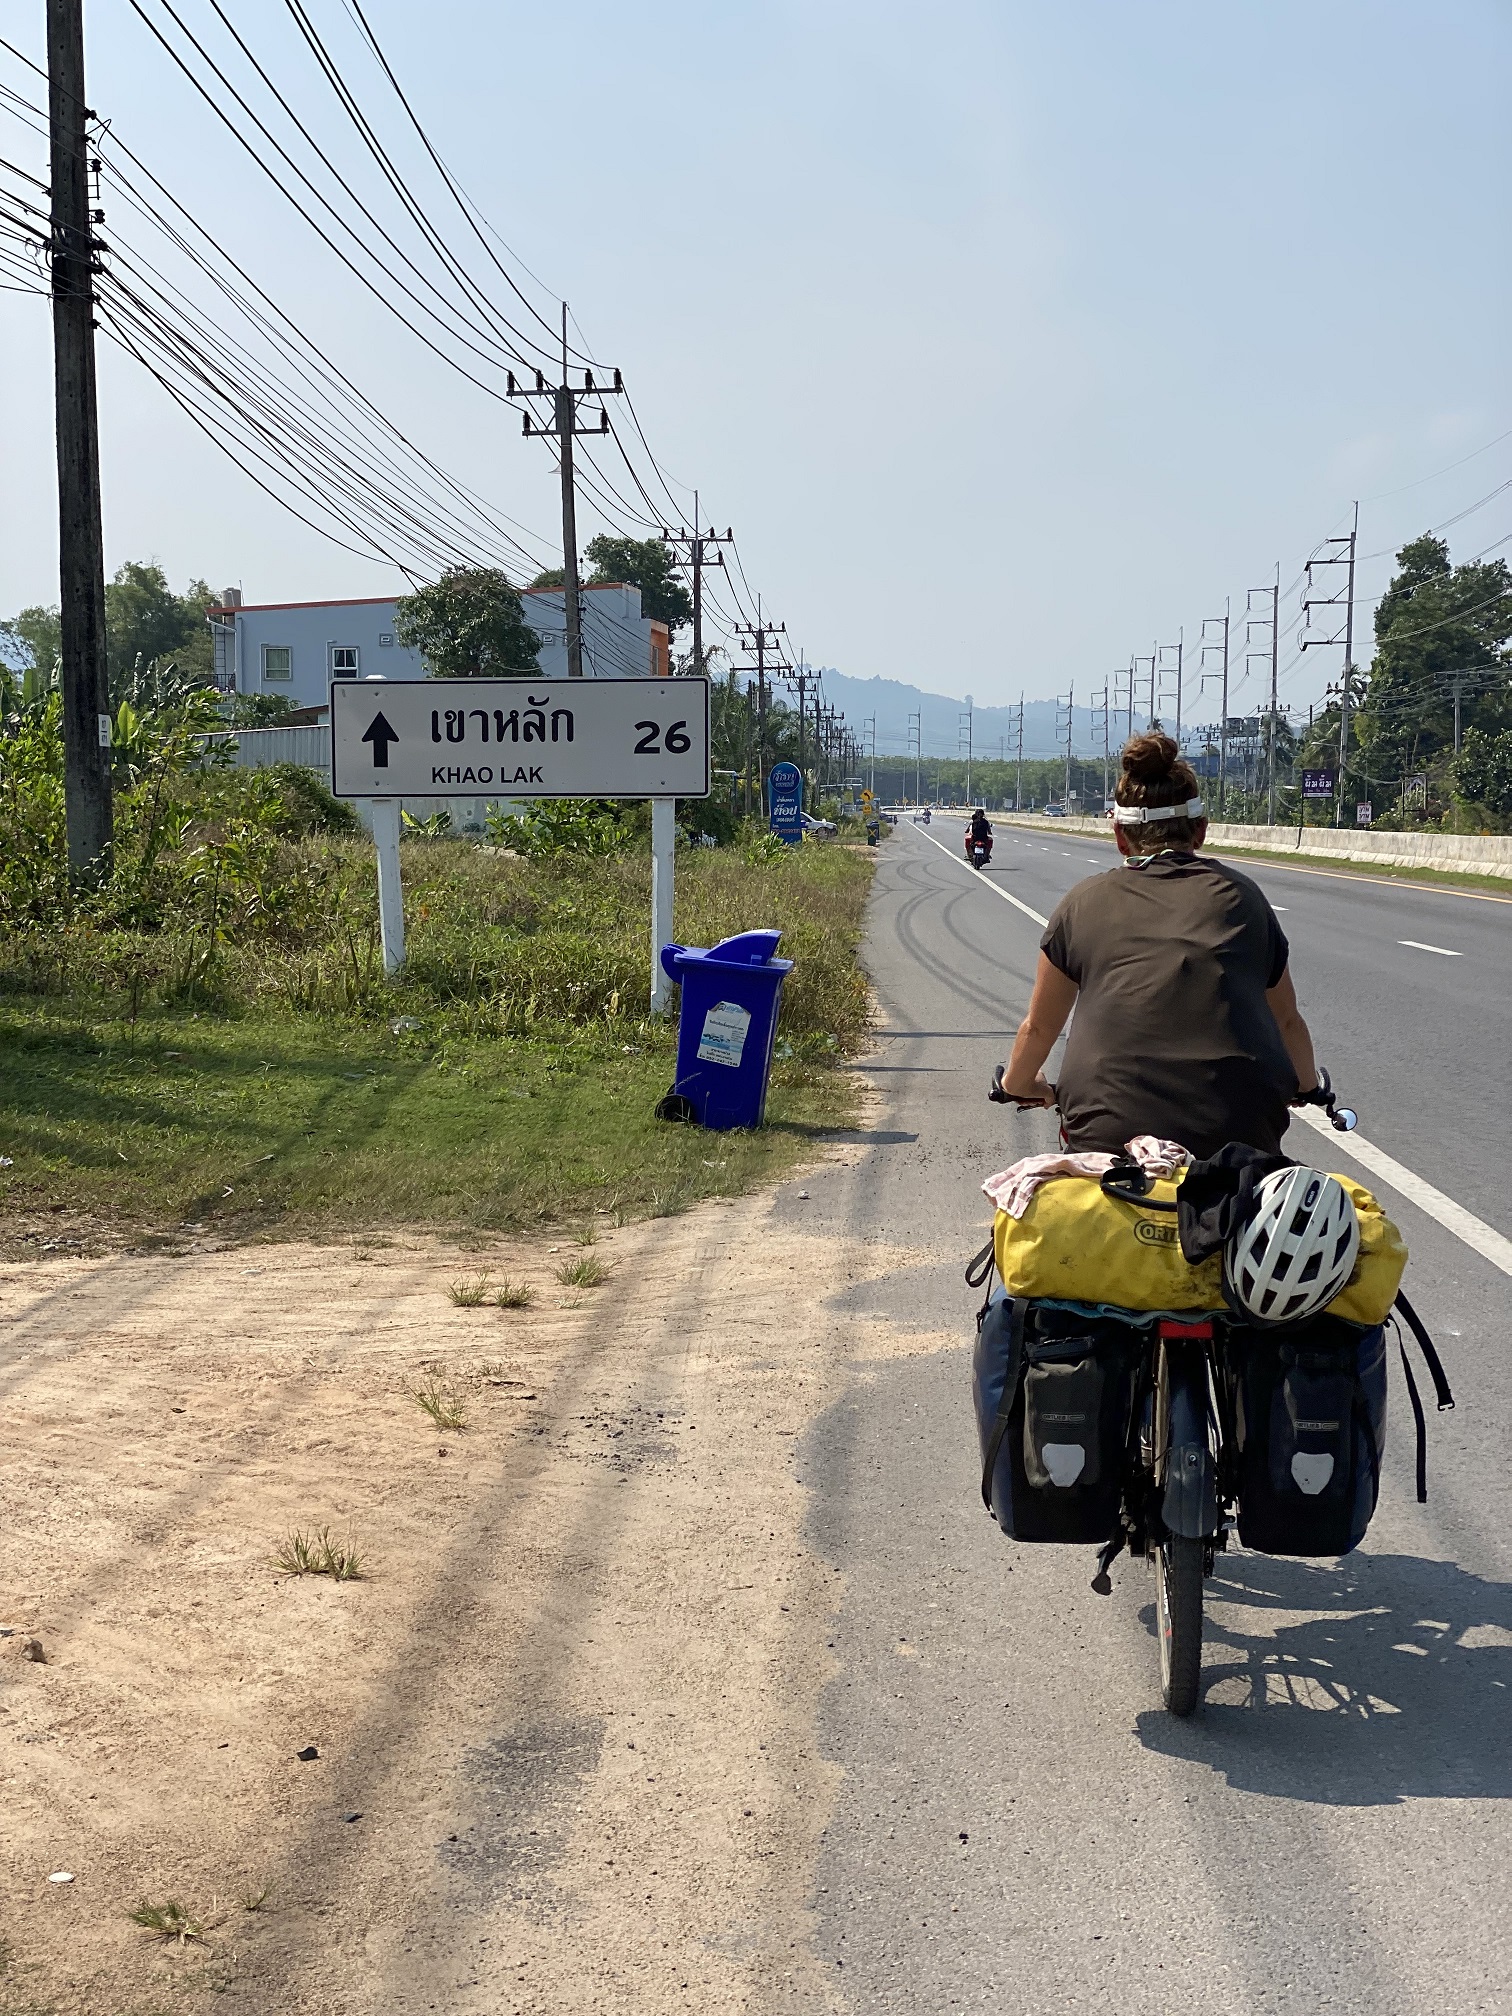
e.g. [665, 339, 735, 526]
[812, 670, 1108, 760]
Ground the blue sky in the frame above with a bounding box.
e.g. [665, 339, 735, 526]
[2, 0, 1508, 721]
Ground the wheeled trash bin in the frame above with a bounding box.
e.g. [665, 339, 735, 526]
[658, 928, 794, 1130]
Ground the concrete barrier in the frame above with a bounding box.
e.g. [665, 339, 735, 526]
[995, 811, 1512, 880]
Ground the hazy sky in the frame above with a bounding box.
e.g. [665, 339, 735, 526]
[2, 0, 1508, 721]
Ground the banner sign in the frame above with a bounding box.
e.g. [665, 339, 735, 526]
[767, 759, 804, 845]
[1302, 769, 1335, 799]
[329, 676, 710, 800]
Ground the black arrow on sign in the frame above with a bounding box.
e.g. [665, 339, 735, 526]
[361, 711, 399, 767]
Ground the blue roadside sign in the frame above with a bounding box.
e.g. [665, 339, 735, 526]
[1302, 769, 1336, 799]
[767, 760, 804, 845]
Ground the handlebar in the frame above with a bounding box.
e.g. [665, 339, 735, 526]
[989, 1063, 1057, 1112]
[1296, 1065, 1358, 1132]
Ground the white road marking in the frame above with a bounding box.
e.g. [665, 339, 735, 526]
[913, 823, 1050, 927]
[1399, 939, 1462, 957]
[1273, 906, 1289, 912]
[910, 825, 1512, 1282]
[1293, 1106, 1512, 1280]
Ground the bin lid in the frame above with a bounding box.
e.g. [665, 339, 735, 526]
[659, 928, 793, 980]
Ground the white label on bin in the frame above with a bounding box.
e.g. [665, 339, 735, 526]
[697, 999, 752, 1068]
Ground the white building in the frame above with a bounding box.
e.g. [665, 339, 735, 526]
[208, 582, 670, 710]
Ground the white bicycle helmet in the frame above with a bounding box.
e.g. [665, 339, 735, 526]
[1224, 1165, 1361, 1326]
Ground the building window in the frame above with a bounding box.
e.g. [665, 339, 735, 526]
[331, 645, 359, 676]
[261, 644, 292, 682]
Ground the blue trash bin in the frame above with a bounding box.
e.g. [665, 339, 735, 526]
[659, 928, 795, 1130]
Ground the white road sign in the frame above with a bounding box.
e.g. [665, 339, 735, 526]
[329, 676, 710, 799]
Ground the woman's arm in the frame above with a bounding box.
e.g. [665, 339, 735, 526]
[1001, 953, 1080, 1104]
[1265, 966, 1319, 1099]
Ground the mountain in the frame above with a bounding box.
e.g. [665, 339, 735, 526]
[811, 670, 1107, 761]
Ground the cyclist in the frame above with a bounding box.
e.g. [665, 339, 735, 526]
[996, 732, 1318, 1158]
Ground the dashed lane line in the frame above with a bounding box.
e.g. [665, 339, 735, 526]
[909, 824, 1512, 1283]
[1399, 939, 1462, 957]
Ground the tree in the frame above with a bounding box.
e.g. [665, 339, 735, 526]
[104, 562, 215, 692]
[393, 567, 540, 677]
[527, 568, 564, 590]
[585, 535, 693, 634]
[1452, 726, 1512, 820]
[1356, 533, 1512, 789]
[0, 605, 62, 681]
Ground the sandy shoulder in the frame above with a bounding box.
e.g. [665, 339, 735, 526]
[0, 1171, 919, 2016]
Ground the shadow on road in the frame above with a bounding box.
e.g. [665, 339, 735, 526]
[1136, 1549, 1512, 1804]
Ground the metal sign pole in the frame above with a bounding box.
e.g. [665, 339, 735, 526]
[650, 797, 675, 1015]
[370, 797, 405, 973]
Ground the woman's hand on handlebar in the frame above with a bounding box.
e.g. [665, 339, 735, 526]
[990, 1063, 1056, 1109]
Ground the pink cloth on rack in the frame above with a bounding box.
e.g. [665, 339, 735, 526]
[982, 1135, 1190, 1219]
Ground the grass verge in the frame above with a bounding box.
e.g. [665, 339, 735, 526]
[0, 838, 875, 1250]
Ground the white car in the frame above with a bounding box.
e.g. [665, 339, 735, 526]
[800, 812, 838, 836]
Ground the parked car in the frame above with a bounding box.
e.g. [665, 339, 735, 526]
[800, 812, 838, 836]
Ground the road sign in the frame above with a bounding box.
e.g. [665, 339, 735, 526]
[767, 760, 804, 846]
[1356, 801, 1373, 826]
[1302, 768, 1335, 799]
[330, 676, 710, 800]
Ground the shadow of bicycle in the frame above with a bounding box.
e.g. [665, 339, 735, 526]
[1135, 1550, 1512, 1804]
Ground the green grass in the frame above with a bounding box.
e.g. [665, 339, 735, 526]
[411, 1374, 468, 1431]
[0, 836, 871, 1247]
[273, 1527, 363, 1580]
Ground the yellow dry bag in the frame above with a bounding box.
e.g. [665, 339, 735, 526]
[993, 1170, 1405, 1325]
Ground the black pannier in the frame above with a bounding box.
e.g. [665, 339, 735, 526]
[973, 1295, 1140, 1544]
[1229, 1316, 1387, 1557]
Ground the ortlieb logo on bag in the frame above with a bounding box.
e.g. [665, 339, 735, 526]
[1134, 1220, 1180, 1247]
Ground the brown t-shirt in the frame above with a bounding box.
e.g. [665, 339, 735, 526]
[1040, 852, 1297, 1158]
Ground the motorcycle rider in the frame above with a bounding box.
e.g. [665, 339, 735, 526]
[997, 733, 1318, 1159]
[965, 805, 994, 864]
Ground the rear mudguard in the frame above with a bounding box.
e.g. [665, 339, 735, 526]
[1161, 1367, 1218, 1540]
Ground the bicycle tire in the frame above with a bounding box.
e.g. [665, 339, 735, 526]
[1155, 1534, 1204, 1717]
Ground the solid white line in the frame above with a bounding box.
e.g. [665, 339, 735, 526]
[1293, 1105, 1512, 1280]
[910, 825, 1512, 1282]
[913, 824, 1050, 927]
[1399, 939, 1462, 957]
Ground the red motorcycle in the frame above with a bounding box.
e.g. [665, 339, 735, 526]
[965, 822, 994, 869]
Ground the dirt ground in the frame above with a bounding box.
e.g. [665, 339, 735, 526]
[0, 1141, 941, 2016]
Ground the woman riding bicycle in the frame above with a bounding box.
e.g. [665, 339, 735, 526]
[998, 733, 1318, 1158]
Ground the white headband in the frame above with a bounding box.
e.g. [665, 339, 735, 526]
[1112, 797, 1205, 826]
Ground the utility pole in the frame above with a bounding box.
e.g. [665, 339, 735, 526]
[1092, 684, 1111, 809]
[1015, 694, 1025, 811]
[1057, 685, 1074, 809]
[1300, 504, 1359, 825]
[734, 608, 786, 808]
[48, 0, 112, 877]
[1157, 631, 1184, 741]
[864, 714, 876, 798]
[1133, 653, 1155, 733]
[1199, 603, 1231, 815]
[507, 308, 623, 676]
[959, 701, 974, 806]
[908, 709, 922, 805]
[1245, 569, 1281, 824]
[662, 497, 732, 676]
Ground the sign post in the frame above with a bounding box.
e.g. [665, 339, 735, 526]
[331, 676, 710, 1004]
[767, 759, 804, 845]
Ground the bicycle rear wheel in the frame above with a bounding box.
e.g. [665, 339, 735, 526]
[1155, 1534, 1204, 1717]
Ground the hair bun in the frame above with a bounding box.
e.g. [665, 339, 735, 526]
[1121, 731, 1180, 786]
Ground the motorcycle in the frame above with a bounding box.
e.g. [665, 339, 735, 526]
[977, 1068, 1452, 1715]
[965, 826, 993, 869]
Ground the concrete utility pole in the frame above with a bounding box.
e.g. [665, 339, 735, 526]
[908, 709, 922, 805]
[48, 0, 113, 878]
[507, 307, 623, 676]
[734, 606, 786, 808]
[662, 497, 732, 676]
[864, 714, 876, 798]
[1157, 632, 1184, 742]
[1015, 693, 1024, 810]
[959, 702, 974, 806]
[1057, 685, 1074, 808]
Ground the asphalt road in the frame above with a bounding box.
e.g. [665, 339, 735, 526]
[790, 820, 1512, 2016]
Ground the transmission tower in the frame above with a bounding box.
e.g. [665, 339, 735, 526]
[1300, 504, 1359, 824]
